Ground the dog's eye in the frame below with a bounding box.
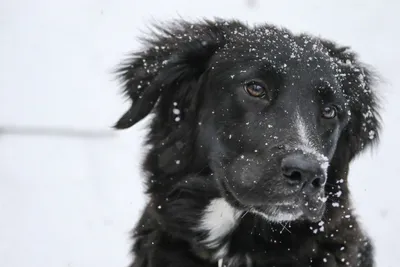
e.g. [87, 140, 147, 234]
[244, 81, 266, 97]
[322, 105, 338, 119]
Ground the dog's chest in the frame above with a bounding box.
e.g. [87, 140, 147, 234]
[197, 198, 241, 249]
[195, 198, 241, 260]
[193, 198, 342, 267]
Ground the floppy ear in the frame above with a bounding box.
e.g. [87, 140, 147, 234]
[113, 20, 225, 129]
[321, 40, 381, 161]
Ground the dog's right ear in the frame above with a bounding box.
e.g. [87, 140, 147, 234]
[113, 20, 226, 129]
[319, 39, 381, 160]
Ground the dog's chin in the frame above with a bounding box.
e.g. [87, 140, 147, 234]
[218, 178, 326, 223]
[250, 205, 304, 222]
[250, 202, 326, 223]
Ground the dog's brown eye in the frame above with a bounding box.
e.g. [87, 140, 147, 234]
[244, 81, 266, 97]
[322, 105, 338, 119]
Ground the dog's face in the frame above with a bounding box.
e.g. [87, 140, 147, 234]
[198, 39, 352, 222]
[114, 20, 380, 224]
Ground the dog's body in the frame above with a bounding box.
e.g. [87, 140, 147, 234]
[114, 19, 381, 267]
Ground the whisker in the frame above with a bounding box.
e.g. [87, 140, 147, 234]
[240, 209, 250, 219]
[279, 222, 292, 234]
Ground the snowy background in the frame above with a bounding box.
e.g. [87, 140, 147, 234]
[1, 0, 399, 266]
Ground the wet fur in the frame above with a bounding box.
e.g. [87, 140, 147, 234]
[113, 18, 381, 267]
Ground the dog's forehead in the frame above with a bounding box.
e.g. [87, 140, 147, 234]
[219, 27, 335, 73]
[234, 27, 322, 52]
[214, 30, 339, 86]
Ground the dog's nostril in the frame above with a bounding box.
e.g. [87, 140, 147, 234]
[289, 170, 302, 182]
[311, 177, 324, 188]
[283, 169, 303, 183]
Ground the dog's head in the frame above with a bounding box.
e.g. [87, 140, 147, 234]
[114, 19, 381, 223]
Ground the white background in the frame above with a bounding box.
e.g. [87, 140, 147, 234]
[1, 0, 399, 266]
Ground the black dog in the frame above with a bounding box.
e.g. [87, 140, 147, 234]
[113, 18, 381, 267]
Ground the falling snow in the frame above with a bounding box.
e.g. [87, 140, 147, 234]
[369, 130, 375, 140]
[24, 11, 387, 267]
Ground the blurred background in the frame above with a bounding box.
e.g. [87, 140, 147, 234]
[1, 0, 399, 266]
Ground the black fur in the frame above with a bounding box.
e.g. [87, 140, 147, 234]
[113, 18, 381, 267]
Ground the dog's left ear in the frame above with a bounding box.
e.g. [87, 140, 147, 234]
[113, 20, 225, 130]
[320, 40, 382, 160]
[113, 20, 229, 173]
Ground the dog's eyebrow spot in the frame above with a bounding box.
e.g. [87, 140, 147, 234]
[315, 81, 339, 101]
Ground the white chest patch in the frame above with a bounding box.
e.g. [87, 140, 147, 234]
[197, 198, 242, 249]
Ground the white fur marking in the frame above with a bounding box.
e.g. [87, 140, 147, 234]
[296, 112, 315, 151]
[198, 198, 241, 248]
[295, 111, 330, 172]
[320, 161, 330, 179]
[214, 243, 229, 260]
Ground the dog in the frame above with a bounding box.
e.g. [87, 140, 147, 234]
[113, 18, 381, 267]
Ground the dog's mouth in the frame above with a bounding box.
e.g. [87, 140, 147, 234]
[250, 204, 303, 222]
[219, 176, 326, 223]
[250, 198, 326, 223]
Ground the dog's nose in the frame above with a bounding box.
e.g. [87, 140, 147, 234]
[281, 154, 326, 190]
